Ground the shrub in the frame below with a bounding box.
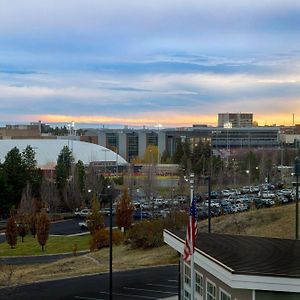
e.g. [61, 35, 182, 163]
[90, 228, 123, 251]
[163, 210, 188, 230]
[126, 219, 164, 249]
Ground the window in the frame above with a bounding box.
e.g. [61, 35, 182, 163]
[195, 271, 203, 297]
[220, 288, 231, 300]
[184, 290, 191, 300]
[206, 279, 216, 300]
[184, 263, 191, 286]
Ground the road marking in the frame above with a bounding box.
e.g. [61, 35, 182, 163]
[167, 279, 178, 282]
[123, 287, 175, 294]
[99, 291, 157, 299]
[75, 296, 104, 300]
[146, 283, 177, 289]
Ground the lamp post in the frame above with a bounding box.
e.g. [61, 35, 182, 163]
[88, 187, 113, 299]
[294, 158, 300, 240]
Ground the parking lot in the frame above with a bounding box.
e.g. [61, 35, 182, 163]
[0, 265, 178, 300]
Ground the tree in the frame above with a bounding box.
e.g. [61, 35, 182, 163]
[5, 216, 18, 249]
[16, 213, 28, 243]
[115, 188, 134, 231]
[87, 194, 104, 234]
[55, 146, 74, 207]
[75, 160, 86, 195]
[21, 146, 43, 200]
[143, 145, 159, 164]
[172, 139, 184, 164]
[2, 147, 27, 212]
[36, 211, 50, 251]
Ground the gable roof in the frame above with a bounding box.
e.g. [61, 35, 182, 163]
[168, 230, 300, 278]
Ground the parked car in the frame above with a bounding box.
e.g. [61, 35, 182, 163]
[74, 208, 91, 218]
[133, 210, 152, 220]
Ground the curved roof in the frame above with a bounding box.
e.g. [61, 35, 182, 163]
[0, 139, 127, 169]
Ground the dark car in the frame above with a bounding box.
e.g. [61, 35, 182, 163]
[133, 210, 152, 220]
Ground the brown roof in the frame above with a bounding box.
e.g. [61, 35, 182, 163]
[170, 230, 300, 278]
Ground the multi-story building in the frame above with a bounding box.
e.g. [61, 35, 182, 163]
[84, 125, 280, 162]
[218, 113, 253, 128]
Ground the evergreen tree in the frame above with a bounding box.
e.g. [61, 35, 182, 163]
[2, 147, 27, 212]
[172, 139, 184, 164]
[75, 160, 86, 194]
[55, 146, 74, 204]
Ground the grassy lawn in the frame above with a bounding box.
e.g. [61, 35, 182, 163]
[0, 234, 90, 257]
[199, 203, 297, 239]
[0, 245, 178, 287]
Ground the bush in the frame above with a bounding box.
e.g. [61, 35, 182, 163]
[163, 210, 188, 231]
[126, 219, 165, 249]
[90, 228, 124, 251]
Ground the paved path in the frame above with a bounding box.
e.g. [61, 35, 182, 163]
[0, 265, 178, 300]
[0, 251, 88, 265]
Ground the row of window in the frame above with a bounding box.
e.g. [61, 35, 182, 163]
[184, 263, 232, 300]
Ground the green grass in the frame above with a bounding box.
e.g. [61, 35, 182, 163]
[0, 234, 90, 257]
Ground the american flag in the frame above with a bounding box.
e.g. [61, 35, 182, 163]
[183, 196, 198, 262]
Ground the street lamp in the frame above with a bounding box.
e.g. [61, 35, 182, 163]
[106, 185, 113, 300]
[294, 158, 300, 240]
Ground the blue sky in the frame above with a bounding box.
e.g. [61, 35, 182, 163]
[1, 0, 300, 127]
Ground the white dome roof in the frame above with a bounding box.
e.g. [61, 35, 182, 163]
[0, 139, 127, 169]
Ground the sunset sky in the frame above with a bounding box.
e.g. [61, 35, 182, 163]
[1, 0, 300, 127]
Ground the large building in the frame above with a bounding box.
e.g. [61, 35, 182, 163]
[218, 113, 253, 128]
[0, 139, 127, 170]
[83, 125, 280, 161]
[164, 230, 300, 300]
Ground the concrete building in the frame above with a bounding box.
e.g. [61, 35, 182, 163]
[164, 230, 300, 300]
[218, 113, 253, 128]
[82, 125, 281, 161]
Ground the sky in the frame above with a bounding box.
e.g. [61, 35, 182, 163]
[1, 0, 300, 128]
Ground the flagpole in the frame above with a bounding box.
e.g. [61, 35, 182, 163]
[190, 173, 195, 300]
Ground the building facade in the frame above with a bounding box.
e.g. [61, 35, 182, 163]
[218, 113, 253, 128]
[89, 126, 280, 161]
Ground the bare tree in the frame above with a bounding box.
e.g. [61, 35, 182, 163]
[40, 178, 60, 212]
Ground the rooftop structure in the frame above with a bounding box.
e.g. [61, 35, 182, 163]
[164, 230, 300, 299]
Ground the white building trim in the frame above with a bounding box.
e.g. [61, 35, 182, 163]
[164, 230, 300, 293]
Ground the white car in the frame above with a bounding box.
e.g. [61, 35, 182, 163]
[74, 208, 91, 218]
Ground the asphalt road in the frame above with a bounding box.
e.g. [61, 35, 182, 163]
[0, 265, 178, 300]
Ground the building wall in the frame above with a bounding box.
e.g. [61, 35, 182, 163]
[182, 259, 252, 300]
[0, 124, 41, 138]
[218, 113, 253, 128]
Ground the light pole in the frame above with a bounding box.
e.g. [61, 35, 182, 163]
[107, 185, 113, 300]
[294, 158, 300, 240]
